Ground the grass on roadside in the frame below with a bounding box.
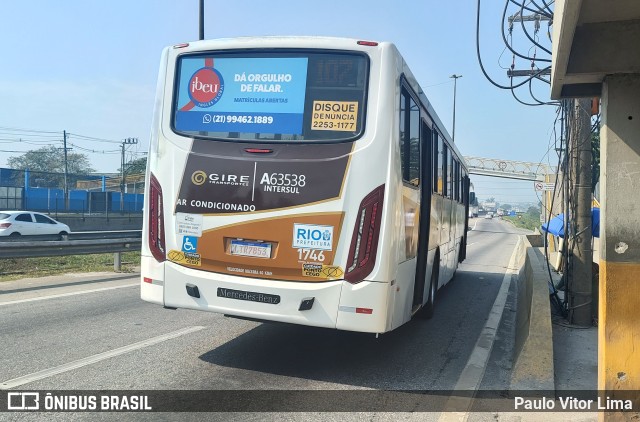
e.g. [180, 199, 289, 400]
[0, 251, 141, 282]
[503, 214, 541, 231]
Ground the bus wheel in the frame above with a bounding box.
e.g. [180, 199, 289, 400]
[416, 260, 438, 319]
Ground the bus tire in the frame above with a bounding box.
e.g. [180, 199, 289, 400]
[416, 257, 438, 319]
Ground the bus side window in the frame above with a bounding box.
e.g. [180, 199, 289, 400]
[422, 121, 433, 191]
[432, 131, 439, 193]
[462, 168, 467, 204]
[400, 91, 408, 181]
[408, 96, 420, 186]
[399, 88, 420, 187]
[454, 159, 460, 202]
[448, 149, 453, 199]
[460, 168, 464, 204]
[438, 135, 444, 195]
[442, 144, 448, 197]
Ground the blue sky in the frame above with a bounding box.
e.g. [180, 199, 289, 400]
[0, 0, 557, 204]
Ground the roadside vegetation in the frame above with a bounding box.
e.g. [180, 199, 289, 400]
[503, 206, 542, 231]
[0, 251, 140, 282]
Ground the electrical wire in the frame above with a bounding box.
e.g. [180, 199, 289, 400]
[539, 0, 554, 15]
[509, 0, 552, 18]
[559, 101, 601, 319]
[518, 0, 553, 54]
[0, 126, 59, 135]
[502, 0, 551, 63]
[528, 78, 559, 105]
[542, 102, 567, 317]
[477, 0, 552, 90]
[528, 0, 552, 16]
[66, 133, 120, 144]
[508, 72, 551, 106]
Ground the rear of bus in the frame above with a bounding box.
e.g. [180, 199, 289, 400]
[141, 37, 398, 333]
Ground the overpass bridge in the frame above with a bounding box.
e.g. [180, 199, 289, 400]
[464, 156, 556, 181]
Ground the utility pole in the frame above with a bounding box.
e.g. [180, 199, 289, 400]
[568, 98, 593, 326]
[450, 74, 462, 142]
[120, 138, 139, 212]
[199, 0, 204, 40]
[63, 130, 69, 210]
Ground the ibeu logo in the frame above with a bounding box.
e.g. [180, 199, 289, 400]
[188, 66, 224, 108]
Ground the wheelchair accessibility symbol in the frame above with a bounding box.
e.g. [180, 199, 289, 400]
[182, 236, 198, 253]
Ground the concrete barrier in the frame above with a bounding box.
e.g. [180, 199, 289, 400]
[56, 216, 143, 232]
[511, 235, 555, 390]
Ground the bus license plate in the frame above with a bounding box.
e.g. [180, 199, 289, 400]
[230, 240, 271, 258]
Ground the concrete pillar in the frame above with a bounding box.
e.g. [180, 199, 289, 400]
[599, 74, 640, 415]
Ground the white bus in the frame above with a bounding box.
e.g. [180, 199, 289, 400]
[141, 37, 469, 334]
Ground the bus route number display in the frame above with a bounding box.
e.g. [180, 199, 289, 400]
[311, 101, 359, 131]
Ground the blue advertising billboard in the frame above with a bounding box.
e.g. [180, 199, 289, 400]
[175, 56, 309, 134]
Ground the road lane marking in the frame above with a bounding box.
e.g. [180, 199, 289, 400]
[0, 326, 206, 390]
[0, 283, 138, 307]
[0, 274, 137, 295]
[438, 236, 523, 421]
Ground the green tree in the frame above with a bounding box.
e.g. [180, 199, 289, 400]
[7, 146, 95, 188]
[120, 157, 147, 175]
[526, 206, 541, 217]
[502, 204, 512, 210]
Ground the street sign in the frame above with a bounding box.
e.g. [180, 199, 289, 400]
[534, 182, 555, 191]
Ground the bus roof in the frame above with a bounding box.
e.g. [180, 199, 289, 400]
[174, 36, 388, 52]
[169, 36, 467, 169]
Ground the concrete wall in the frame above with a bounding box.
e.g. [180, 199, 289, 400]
[56, 216, 143, 232]
[511, 235, 555, 390]
[599, 74, 640, 413]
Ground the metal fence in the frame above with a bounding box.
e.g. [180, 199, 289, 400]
[0, 168, 145, 215]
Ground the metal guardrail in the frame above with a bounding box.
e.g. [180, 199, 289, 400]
[0, 230, 143, 272]
[0, 238, 141, 259]
[0, 230, 142, 243]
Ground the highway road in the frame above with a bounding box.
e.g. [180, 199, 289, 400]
[0, 217, 532, 421]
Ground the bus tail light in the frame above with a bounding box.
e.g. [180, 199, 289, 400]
[345, 185, 384, 284]
[148, 173, 166, 262]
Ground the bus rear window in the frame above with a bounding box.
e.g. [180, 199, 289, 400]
[172, 51, 368, 142]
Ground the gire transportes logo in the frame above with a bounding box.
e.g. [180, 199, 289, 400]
[191, 171, 207, 185]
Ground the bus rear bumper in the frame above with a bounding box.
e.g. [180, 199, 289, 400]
[140, 255, 164, 306]
[163, 262, 342, 329]
[148, 261, 390, 333]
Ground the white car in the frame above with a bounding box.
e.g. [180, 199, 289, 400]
[0, 211, 71, 237]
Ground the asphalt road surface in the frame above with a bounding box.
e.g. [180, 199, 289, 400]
[0, 217, 532, 421]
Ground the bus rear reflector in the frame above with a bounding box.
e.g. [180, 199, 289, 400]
[149, 173, 166, 263]
[356, 307, 373, 314]
[345, 185, 384, 284]
[143, 277, 153, 284]
[244, 148, 273, 154]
